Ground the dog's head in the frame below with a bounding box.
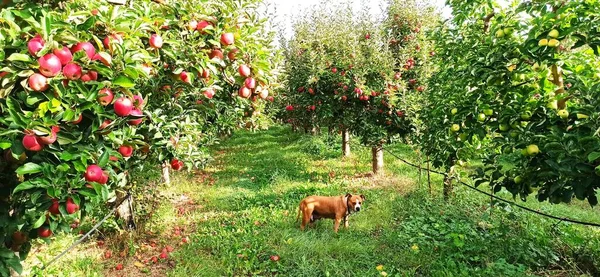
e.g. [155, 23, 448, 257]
[345, 193, 365, 212]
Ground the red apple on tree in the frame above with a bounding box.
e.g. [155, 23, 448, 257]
[133, 94, 144, 108]
[38, 126, 58, 145]
[53, 46, 73, 65]
[71, 42, 96, 59]
[114, 97, 133, 116]
[238, 65, 251, 77]
[103, 34, 123, 52]
[203, 89, 215, 99]
[119, 145, 133, 157]
[28, 35, 45, 56]
[200, 68, 210, 79]
[63, 63, 82, 80]
[209, 49, 224, 60]
[149, 34, 163, 49]
[28, 73, 49, 92]
[180, 71, 191, 84]
[71, 114, 83, 124]
[228, 48, 239, 60]
[81, 71, 98, 82]
[22, 133, 44, 151]
[220, 33, 234, 45]
[197, 20, 211, 33]
[238, 87, 251, 98]
[259, 89, 269, 99]
[244, 77, 256, 89]
[38, 53, 62, 77]
[128, 109, 143, 125]
[66, 197, 79, 214]
[98, 88, 114, 106]
[98, 171, 109, 185]
[48, 199, 60, 215]
[85, 164, 103, 183]
[37, 227, 52, 238]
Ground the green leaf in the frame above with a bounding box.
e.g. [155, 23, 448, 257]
[7, 53, 31, 62]
[113, 75, 135, 88]
[588, 152, 600, 163]
[13, 181, 35, 193]
[16, 163, 43, 175]
[98, 150, 109, 167]
[0, 140, 11, 149]
[6, 256, 23, 274]
[78, 16, 96, 31]
[32, 213, 46, 229]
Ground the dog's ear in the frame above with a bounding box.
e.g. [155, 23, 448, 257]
[345, 193, 352, 198]
[360, 194, 366, 201]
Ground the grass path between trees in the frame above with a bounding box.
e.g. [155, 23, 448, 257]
[29, 126, 600, 276]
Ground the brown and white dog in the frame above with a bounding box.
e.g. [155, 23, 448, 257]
[296, 193, 365, 233]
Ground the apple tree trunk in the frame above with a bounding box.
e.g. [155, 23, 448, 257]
[342, 129, 350, 157]
[372, 145, 384, 175]
[115, 191, 136, 230]
[443, 164, 455, 201]
[162, 161, 170, 186]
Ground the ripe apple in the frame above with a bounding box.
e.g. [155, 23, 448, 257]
[171, 158, 183, 171]
[220, 33, 234, 45]
[548, 29, 559, 38]
[477, 113, 486, 122]
[451, 108, 458, 115]
[71, 114, 83, 124]
[98, 171, 109, 184]
[38, 128, 57, 145]
[66, 197, 79, 214]
[558, 109, 569, 119]
[197, 20, 211, 33]
[450, 124, 460, 132]
[200, 68, 210, 79]
[159, 252, 168, 259]
[538, 39, 548, 46]
[238, 65, 251, 77]
[244, 77, 256, 89]
[128, 109, 143, 125]
[495, 29, 505, 38]
[119, 145, 133, 157]
[114, 97, 133, 116]
[365, 33, 371, 39]
[103, 34, 123, 51]
[95, 52, 112, 66]
[81, 71, 98, 82]
[180, 71, 191, 84]
[331, 67, 337, 73]
[37, 227, 52, 238]
[72, 42, 96, 59]
[341, 95, 348, 101]
[38, 53, 62, 77]
[62, 63, 82, 80]
[149, 34, 163, 48]
[238, 87, 251, 98]
[227, 48, 239, 60]
[85, 164, 104, 182]
[547, 39, 559, 47]
[499, 124, 510, 131]
[526, 144, 540, 156]
[28, 36, 45, 56]
[285, 105, 294, 111]
[483, 109, 493, 116]
[28, 73, 49, 92]
[23, 134, 44, 151]
[53, 46, 73, 65]
[203, 89, 215, 99]
[48, 199, 60, 215]
[209, 49, 224, 60]
[416, 86, 424, 92]
[115, 264, 123, 271]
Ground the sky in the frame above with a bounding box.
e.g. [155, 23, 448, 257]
[261, 0, 453, 39]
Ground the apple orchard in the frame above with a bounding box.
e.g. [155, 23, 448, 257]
[0, 0, 278, 273]
[1, 0, 600, 274]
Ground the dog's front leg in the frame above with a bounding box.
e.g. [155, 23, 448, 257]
[334, 217, 342, 233]
[343, 216, 349, 228]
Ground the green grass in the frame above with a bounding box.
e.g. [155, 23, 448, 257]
[26, 126, 600, 276]
[165, 126, 600, 277]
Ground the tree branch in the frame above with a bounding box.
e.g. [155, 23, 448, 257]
[483, 12, 495, 33]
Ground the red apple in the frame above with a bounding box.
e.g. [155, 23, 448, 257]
[66, 197, 79, 214]
[149, 34, 163, 48]
[28, 73, 49, 92]
[28, 35, 45, 56]
[81, 71, 98, 82]
[71, 42, 96, 59]
[200, 68, 210, 79]
[85, 164, 103, 182]
[270, 255, 280, 262]
[331, 67, 337, 73]
[71, 114, 83, 124]
[99, 119, 111, 130]
[238, 65, 251, 77]
[409, 79, 417, 85]
[119, 145, 133, 157]
[267, 96, 274, 102]
[285, 105, 294, 111]
[341, 95, 348, 101]
[95, 52, 112, 66]
[394, 72, 401, 80]
[238, 87, 251, 98]
[180, 71, 191, 84]
[91, 9, 98, 16]
[209, 49, 224, 60]
[416, 86, 424, 92]
[244, 77, 256, 89]
[220, 33, 234, 45]
[37, 227, 52, 238]
[297, 87, 305, 93]
[38, 54, 62, 77]
[203, 89, 215, 99]
[159, 252, 168, 259]
[38, 128, 57, 145]
[23, 134, 43, 151]
[365, 33, 371, 39]
[228, 48, 239, 60]
[63, 63, 82, 80]
[115, 264, 123, 271]
[98, 88, 114, 106]
[103, 34, 123, 52]
[114, 97, 133, 116]
[98, 171, 109, 185]
[128, 109, 143, 125]
[53, 46, 73, 65]
[132, 94, 144, 108]
[48, 199, 60, 215]
[197, 20, 211, 33]
[171, 158, 183, 171]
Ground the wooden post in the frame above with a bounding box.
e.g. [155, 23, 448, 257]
[427, 155, 431, 195]
[342, 128, 350, 157]
[372, 145, 384, 175]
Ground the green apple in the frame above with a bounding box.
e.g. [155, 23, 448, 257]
[459, 133, 468, 141]
[548, 39, 559, 47]
[546, 100, 558, 110]
[503, 28, 513, 36]
[538, 38, 548, 46]
[558, 109, 569, 119]
[520, 121, 529, 127]
[577, 113, 589, 119]
[499, 124, 510, 131]
[514, 176, 522, 184]
[521, 112, 531, 120]
[548, 29, 559, 38]
[450, 124, 460, 132]
[521, 149, 528, 156]
[509, 130, 519, 138]
[483, 109, 493, 116]
[526, 144, 540, 156]
[495, 29, 505, 38]
[477, 113, 486, 122]
[451, 108, 458, 115]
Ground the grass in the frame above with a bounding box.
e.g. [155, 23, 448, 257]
[24, 126, 600, 276]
